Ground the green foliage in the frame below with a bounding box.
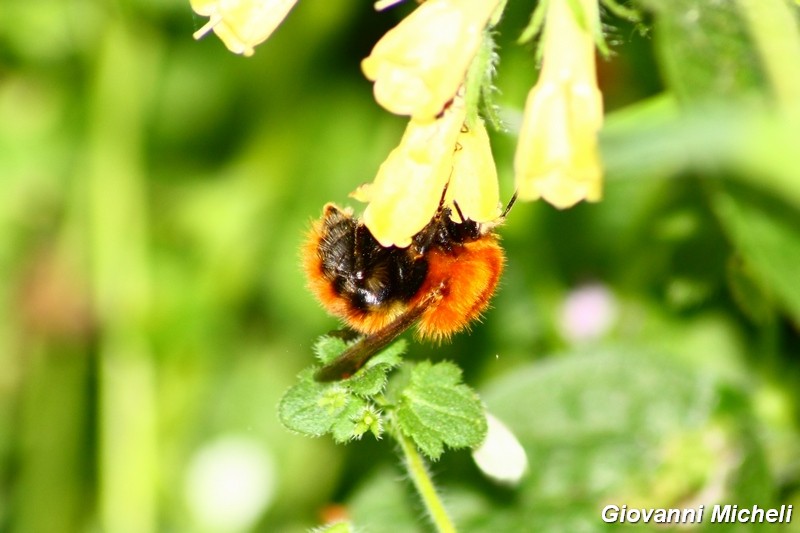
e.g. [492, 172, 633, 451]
[713, 188, 800, 326]
[280, 338, 487, 460]
[642, 0, 767, 102]
[279, 337, 404, 442]
[395, 361, 487, 460]
[347, 349, 774, 532]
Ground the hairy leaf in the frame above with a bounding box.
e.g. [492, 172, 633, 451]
[395, 361, 487, 460]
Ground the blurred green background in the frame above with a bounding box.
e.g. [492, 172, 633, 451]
[1, 0, 799, 531]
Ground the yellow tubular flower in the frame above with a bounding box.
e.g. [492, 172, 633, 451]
[447, 119, 501, 223]
[362, 0, 502, 122]
[191, 0, 298, 57]
[514, 0, 604, 209]
[361, 101, 468, 248]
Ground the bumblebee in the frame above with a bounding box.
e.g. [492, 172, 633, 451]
[302, 193, 513, 381]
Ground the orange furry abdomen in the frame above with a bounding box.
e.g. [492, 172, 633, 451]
[411, 236, 504, 341]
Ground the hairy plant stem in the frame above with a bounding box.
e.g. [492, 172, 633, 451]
[463, 30, 494, 129]
[395, 429, 457, 533]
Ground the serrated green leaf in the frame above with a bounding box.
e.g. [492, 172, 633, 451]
[313, 336, 349, 365]
[343, 364, 390, 397]
[395, 361, 487, 460]
[330, 396, 370, 443]
[281, 338, 407, 439]
[278, 371, 350, 436]
[366, 338, 407, 367]
[344, 339, 406, 396]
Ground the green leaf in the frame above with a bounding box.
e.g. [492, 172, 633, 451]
[712, 188, 800, 326]
[279, 374, 385, 443]
[313, 335, 349, 365]
[345, 339, 406, 397]
[366, 338, 407, 367]
[330, 396, 370, 443]
[638, 0, 766, 103]
[278, 370, 349, 436]
[480, 350, 730, 504]
[395, 361, 487, 460]
[600, 95, 800, 210]
[469, 348, 771, 530]
[279, 338, 405, 441]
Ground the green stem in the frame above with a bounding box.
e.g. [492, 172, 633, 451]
[85, 20, 158, 533]
[736, 0, 800, 111]
[463, 1, 508, 129]
[463, 30, 495, 130]
[395, 429, 457, 533]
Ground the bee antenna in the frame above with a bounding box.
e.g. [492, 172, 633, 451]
[502, 191, 518, 218]
[452, 200, 466, 223]
[437, 181, 450, 211]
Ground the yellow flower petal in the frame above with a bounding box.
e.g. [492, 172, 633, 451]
[362, 0, 501, 121]
[447, 118, 501, 222]
[514, 0, 603, 209]
[362, 101, 467, 248]
[191, 0, 298, 57]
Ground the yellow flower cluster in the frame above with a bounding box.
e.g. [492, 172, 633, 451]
[359, 0, 604, 244]
[356, 0, 502, 247]
[189, 0, 606, 238]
